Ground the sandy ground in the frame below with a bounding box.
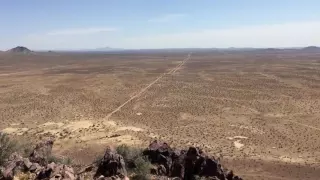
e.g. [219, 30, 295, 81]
[0, 51, 320, 179]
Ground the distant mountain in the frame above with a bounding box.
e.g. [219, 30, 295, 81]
[93, 47, 124, 51]
[256, 48, 282, 52]
[51, 47, 125, 53]
[301, 46, 320, 52]
[7, 46, 32, 53]
[66, 47, 124, 52]
[34, 46, 320, 53]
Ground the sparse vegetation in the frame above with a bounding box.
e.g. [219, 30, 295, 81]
[131, 156, 152, 180]
[16, 141, 34, 157]
[0, 133, 17, 166]
[63, 157, 73, 165]
[116, 144, 142, 163]
[47, 155, 72, 165]
[1, 51, 320, 179]
[47, 155, 60, 163]
[116, 144, 151, 179]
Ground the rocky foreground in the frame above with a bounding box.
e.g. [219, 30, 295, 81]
[0, 139, 242, 180]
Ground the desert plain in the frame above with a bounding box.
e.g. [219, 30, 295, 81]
[0, 50, 320, 179]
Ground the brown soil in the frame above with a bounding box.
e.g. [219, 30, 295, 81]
[0, 51, 320, 179]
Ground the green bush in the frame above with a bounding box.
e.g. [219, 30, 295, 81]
[0, 133, 17, 166]
[116, 144, 142, 162]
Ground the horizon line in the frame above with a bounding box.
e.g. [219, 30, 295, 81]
[2, 46, 319, 52]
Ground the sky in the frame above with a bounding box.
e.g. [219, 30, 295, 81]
[0, 0, 319, 50]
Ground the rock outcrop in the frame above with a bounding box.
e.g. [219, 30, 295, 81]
[0, 140, 75, 180]
[143, 140, 242, 180]
[94, 146, 127, 179]
[0, 140, 241, 180]
[29, 140, 54, 166]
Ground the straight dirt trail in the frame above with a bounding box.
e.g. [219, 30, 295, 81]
[283, 119, 320, 131]
[105, 53, 191, 120]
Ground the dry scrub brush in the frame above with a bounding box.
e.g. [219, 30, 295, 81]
[116, 144, 151, 180]
[0, 133, 17, 166]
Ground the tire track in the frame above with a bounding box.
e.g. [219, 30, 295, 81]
[283, 119, 320, 131]
[0, 65, 73, 77]
[239, 173, 292, 180]
[105, 53, 191, 120]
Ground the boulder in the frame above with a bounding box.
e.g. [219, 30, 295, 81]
[29, 163, 42, 173]
[143, 140, 172, 163]
[170, 152, 185, 178]
[29, 140, 54, 165]
[1, 152, 24, 179]
[142, 142, 242, 180]
[37, 162, 76, 180]
[22, 158, 32, 169]
[226, 170, 234, 180]
[95, 146, 127, 179]
[143, 140, 173, 175]
[200, 157, 220, 177]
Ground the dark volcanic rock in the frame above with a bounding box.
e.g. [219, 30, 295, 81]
[0, 139, 80, 180]
[95, 146, 127, 178]
[0, 139, 242, 180]
[142, 141, 241, 180]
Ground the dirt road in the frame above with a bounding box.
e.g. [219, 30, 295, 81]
[105, 53, 191, 120]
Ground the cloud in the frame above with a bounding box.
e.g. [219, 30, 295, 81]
[122, 21, 320, 49]
[46, 27, 117, 35]
[21, 27, 118, 50]
[148, 13, 186, 23]
[18, 21, 320, 50]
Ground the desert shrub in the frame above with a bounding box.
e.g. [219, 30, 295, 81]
[116, 144, 142, 163]
[0, 133, 17, 166]
[47, 155, 62, 164]
[47, 155, 72, 165]
[131, 156, 152, 180]
[62, 157, 72, 165]
[116, 144, 151, 180]
[16, 142, 34, 157]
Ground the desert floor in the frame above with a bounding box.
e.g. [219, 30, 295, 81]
[1, 51, 320, 179]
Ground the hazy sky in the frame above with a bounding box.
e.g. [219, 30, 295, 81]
[0, 0, 319, 50]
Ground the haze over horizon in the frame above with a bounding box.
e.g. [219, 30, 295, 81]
[1, 0, 319, 50]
